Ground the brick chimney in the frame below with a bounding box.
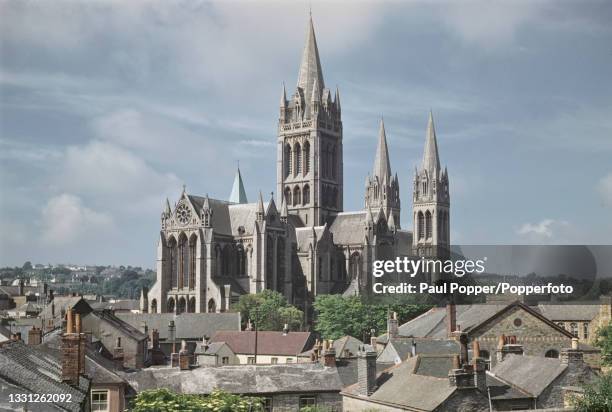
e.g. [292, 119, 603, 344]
[448, 354, 475, 388]
[388, 312, 399, 339]
[560, 338, 584, 366]
[446, 301, 457, 338]
[472, 341, 487, 393]
[179, 340, 191, 370]
[321, 340, 336, 367]
[61, 309, 83, 385]
[451, 330, 469, 366]
[28, 326, 42, 345]
[357, 345, 377, 396]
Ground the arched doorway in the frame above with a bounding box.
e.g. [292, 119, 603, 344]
[208, 298, 216, 313]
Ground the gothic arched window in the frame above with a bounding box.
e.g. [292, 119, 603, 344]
[178, 233, 188, 289]
[293, 186, 301, 206]
[284, 187, 292, 207]
[189, 234, 197, 289]
[425, 211, 432, 239]
[285, 144, 292, 177]
[417, 212, 425, 240]
[303, 184, 310, 205]
[177, 297, 186, 314]
[570, 322, 578, 337]
[168, 236, 178, 288]
[151, 299, 157, 314]
[167, 297, 175, 313]
[331, 145, 337, 178]
[349, 252, 361, 281]
[208, 299, 216, 313]
[188, 297, 196, 313]
[304, 141, 310, 175]
[294, 143, 302, 175]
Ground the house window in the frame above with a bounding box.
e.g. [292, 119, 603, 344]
[247, 357, 256, 364]
[221, 357, 229, 365]
[271, 357, 278, 364]
[556, 322, 565, 329]
[299, 395, 316, 408]
[545, 349, 559, 359]
[570, 323, 578, 337]
[262, 397, 273, 412]
[91, 390, 109, 412]
[286, 357, 294, 363]
[583, 323, 589, 339]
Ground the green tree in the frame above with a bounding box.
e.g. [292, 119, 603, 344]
[130, 388, 263, 412]
[22, 261, 33, 270]
[571, 372, 612, 412]
[233, 290, 304, 331]
[595, 322, 612, 366]
[313, 295, 431, 340]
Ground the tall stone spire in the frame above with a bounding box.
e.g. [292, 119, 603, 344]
[422, 111, 441, 174]
[280, 83, 287, 107]
[229, 167, 248, 204]
[164, 198, 171, 216]
[297, 15, 324, 104]
[256, 191, 265, 222]
[372, 118, 392, 182]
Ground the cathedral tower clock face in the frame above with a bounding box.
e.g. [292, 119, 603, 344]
[176, 203, 192, 225]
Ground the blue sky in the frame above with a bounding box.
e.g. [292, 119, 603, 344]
[1, 1, 611, 268]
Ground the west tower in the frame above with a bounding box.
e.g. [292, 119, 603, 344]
[277, 16, 343, 226]
[413, 112, 450, 260]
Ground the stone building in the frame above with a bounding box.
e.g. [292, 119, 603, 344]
[146, 15, 451, 315]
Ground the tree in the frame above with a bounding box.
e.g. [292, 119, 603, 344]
[595, 322, 612, 367]
[22, 261, 33, 270]
[233, 290, 304, 331]
[131, 388, 263, 412]
[571, 372, 612, 412]
[313, 295, 431, 341]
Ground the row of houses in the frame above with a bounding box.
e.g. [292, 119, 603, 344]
[0, 294, 609, 411]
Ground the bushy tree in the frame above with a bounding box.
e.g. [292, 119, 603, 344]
[313, 295, 431, 340]
[130, 388, 263, 412]
[571, 372, 612, 412]
[595, 322, 612, 367]
[233, 290, 304, 331]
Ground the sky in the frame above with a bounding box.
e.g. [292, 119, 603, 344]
[1, 0, 611, 268]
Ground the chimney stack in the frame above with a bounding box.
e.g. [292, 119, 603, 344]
[113, 336, 124, 366]
[179, 340, 191, 370]
[560, 338, 584, 366]
[446, 301, 457, 338]
[28, 326, 42, 345]
[61, 309, 83, 385]
[321, 340, 336, 367]
[496, 335, 523, 363]
[448, 354, 474, 388]
[472, 341, 487, 393]
[357, 345, 378, 396]
[283, 323, 289, 335]
[388, 311, 399, 339]
[452, 331, 469, 366]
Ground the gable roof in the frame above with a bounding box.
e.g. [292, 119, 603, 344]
[329, 211, 367, 245]
[490, 354, 567, 397]
[210, 331, 314, 356]
[121, 363, 343, 395]
[536, 303, 600, 322]
[0, 340, 90, 411]
[91, 310, 147, 341]
[117, 312, 241, 341]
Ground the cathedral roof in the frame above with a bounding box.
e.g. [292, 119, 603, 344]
[373, 118, 392, 181]
[329, 211, 368, 245]
[421, 111, 441, 174]
[228, 167, 248, 204]
[188, 195, 233, 235]
[297, 15, 325, 107]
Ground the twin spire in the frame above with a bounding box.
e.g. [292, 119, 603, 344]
[421, 111, 441, 174]
[372, 118, 392, 182]
[229, 167, 248, 204]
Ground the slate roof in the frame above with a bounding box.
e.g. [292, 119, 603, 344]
[536, 304, 600, 321]
[121, 363, 343, 395]
[329, 211, 367, 245]
[295, 226, 327, 251]
[486, 374, 532, 400]
[211, 331, 315, 356]
[335, 358, 394, 389]
[90, 299, 139, 312]
[343, 356, 458, 411]
[490, 354, 567, 397]
[379, 338, 461, 363]
[92, 310, 147, 341]
[0, 340, 89, 411]
[332, 335, 364, 358]
[117, 312, 241, 340]
[196, 341, 229, 355]
[39, 296, 92, 321]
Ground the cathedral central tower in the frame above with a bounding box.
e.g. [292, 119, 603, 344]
[277, 16, 343, 226]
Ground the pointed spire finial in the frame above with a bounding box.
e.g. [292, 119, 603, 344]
[229, 166, 248, 204]
[182, 184, 186, 195]
[372, 117, 392, 181]
[297, 14, 324, 106]
[422, 110, 441, 173]
[164, 198, 171, 215]
[280, 82, 287, 107]
[256, 190, 265, 221]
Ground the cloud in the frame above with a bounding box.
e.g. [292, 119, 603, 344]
[598, 173, 612, 207]
[515, 218, 582, 243]
[40, 194, 114, 246]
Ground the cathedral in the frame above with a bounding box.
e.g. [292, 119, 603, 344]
[144, 17, 450, 315]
